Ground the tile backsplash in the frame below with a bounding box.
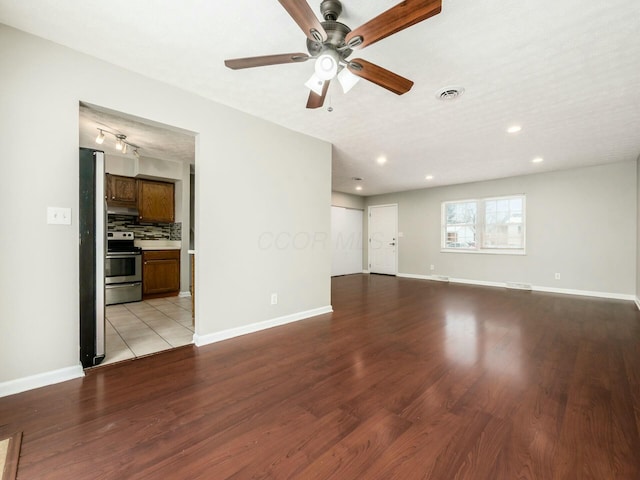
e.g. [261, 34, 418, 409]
[108, 215, 182, 241]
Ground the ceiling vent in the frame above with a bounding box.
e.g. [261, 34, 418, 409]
[436, 86, 465, 100]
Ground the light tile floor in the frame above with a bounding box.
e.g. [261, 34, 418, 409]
[104, 296, 194, 366]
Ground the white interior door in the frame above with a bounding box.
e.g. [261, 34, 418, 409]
[331, 206, 363, 276]
[368, 204, 398, 275]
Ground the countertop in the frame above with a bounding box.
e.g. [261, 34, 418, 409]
[134, 240, 181, 250]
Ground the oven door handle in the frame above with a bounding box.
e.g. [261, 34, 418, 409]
[106, 252, 141, 258]
[105, 282, 141, 288]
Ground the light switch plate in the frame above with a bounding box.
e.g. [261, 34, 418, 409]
[47, 207, 72, 225]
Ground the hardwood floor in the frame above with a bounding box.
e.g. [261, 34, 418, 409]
[1, 274, 640, 479]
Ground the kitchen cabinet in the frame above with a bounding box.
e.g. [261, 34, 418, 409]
[142, 250, 180, 299]
[138, 179, 175, 223]
[106, 174, 137, 208]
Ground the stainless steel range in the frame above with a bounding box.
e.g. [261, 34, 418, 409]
[105, 231, 142, 305]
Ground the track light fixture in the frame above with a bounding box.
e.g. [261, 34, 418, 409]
[115, 134, 124, 151]
[95, 128, 140, 156]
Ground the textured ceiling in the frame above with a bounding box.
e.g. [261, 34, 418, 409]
[2, 0, 640, 195]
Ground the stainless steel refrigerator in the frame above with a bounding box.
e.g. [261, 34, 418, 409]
[79, 147, 106, 367]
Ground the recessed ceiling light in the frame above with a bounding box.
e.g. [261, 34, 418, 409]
[507, 125, 522, 134]
[532, 157, 544, 163]
[376, 156, 387, 165]
[355, 186, 363, 191]
[425, 175, 434, 180]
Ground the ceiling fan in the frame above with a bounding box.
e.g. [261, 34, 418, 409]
[224, 0, 442, 109]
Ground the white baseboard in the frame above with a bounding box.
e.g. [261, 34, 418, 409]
[194, 305, 333, 347]
[0, 365, 84, 398]
[179, 291, 192, 298]
[532, 285, 635, 301]
[398, 272, 501, 287]
[452, 277, 505, 288]
[397, 273, 636, 302]
[362, 270, 370, 274]
[634, 296, 640, 311]
[397, 273, 431, 281]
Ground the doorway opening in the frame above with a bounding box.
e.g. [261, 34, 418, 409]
[79, 102, 197, 366]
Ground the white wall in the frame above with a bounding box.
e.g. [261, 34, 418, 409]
[365, 161, 637, 297]
[332, 191, 365, 210]
[105, 154, 136, 177]
[637, 156, 640, 306]
[0, 25, 331, 386]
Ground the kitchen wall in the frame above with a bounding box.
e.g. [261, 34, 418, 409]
[0, 25, 331, 391]
[364, 161, 637, 297]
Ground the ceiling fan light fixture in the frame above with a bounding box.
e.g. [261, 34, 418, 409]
[314, 49, 339, 81]
[337, 67, 360, 93]
[305, 73, 325, 96]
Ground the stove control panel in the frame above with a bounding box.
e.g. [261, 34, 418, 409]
[107, 231, 135, 240]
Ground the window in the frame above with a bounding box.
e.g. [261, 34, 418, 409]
[441, 195, 525, 254]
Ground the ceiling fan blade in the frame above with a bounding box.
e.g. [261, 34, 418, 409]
[306, 80, 330, 109]
[278, 0, 328, 43]
[347, 59, 414, 95]
[224, 53, 310, 70]
[345, 0, 442, 50]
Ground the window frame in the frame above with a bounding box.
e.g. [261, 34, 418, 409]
[441, 194, 526, 255]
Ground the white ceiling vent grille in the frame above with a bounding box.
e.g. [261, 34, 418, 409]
[436, 86, 465, 100]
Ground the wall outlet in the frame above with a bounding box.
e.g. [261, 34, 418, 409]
[270, 293, 278, 305]
[47, 207, 72, 225]
[430, 264, 435, 271]
[554, 273, 561, 280]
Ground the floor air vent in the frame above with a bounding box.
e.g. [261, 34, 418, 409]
[432, 275, 450, 282]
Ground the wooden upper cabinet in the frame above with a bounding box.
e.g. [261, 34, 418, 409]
[138, 179, 175, 223]
[106, 174, 137, 208]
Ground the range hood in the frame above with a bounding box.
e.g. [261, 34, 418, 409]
[106, 205, 139, 217]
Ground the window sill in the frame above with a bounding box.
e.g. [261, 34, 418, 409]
[440, 248, 526, 256]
